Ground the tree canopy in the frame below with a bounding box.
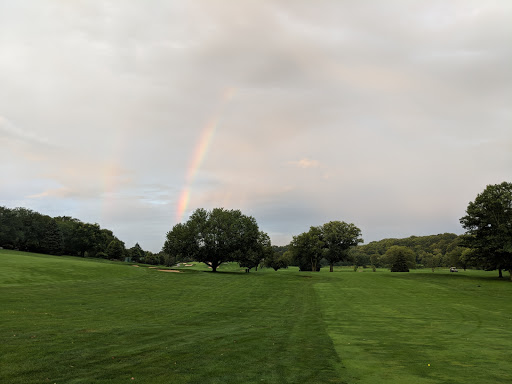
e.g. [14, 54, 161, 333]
[460, 182, 512, 279]
[290, 221, 363, 272]
[384, 246, 415, 272]
[163, 208, 265, 272]
[290, 226, 324, 271]
[129, 243, 145, 263]
[322, 221, 363, 272]
[238, 231, 272, 272]
[355, 233, 462, 269]
[0, 206, 125, 259]
[107, 239, 125, 261]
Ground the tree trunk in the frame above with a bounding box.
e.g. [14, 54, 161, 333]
[498, 268, 503, 278]
[207, 261, 218, 272]
[509, 269, 512, 281]
[330, 263, 334, 272]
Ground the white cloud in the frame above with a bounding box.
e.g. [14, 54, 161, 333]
[0, 0, 511, 251]
[288, 158, 321, 169]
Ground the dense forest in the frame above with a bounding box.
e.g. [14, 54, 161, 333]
[0, 206, 168, 265]
[350, 233, 467, 270]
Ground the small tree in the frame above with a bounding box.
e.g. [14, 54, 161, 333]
[290, 226, 324, 271]
[459, 248, 473, 271]
[107, 239, 125, 260]
[385, 246, 415, 272]
[129, 243, 145, 263]
[264, 250, 291, 271]
[391, 252, 409, 272]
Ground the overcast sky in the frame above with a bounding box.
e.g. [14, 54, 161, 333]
[1, 1, 511, 252]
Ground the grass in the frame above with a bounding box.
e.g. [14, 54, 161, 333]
[316, 269, 512, 383]
[1, 250, 511, 383]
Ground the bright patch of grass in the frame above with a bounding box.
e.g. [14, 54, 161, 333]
[316, 267, 512, 383]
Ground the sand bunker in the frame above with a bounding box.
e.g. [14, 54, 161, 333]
[132, 265, 139, 267]
[157, 269, 182, 273]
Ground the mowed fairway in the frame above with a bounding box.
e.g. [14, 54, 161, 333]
[1, 250, 511, 383]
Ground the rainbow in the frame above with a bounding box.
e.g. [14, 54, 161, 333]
[175, 87, 236, 223]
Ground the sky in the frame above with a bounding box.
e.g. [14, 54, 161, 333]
[1, 0, 511, 252]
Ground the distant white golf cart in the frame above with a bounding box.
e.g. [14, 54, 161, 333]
[449, 267, 458, 272]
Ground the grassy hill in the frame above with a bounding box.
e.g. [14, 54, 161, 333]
[1, 250, 511, 383]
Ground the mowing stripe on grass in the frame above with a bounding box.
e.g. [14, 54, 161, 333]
[1, 250, 345, 383]
[314, 268, 512, 384]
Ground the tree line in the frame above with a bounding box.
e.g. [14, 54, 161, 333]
[2, 182, 511, 278]
[163, 209, 471, 274]
[0, 206, 163, 264]
[164, 182, 512, 278]
[350, 233, 467, 271]
[163, 207, 364, 273]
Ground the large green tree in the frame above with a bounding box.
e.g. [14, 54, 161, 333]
[73, 223, 103, 257]
[322, 221, 363, 272]
[264, 250, 292, 271]
[290, 221, 363, 272]
[290, 226, 324, 271]
[163, 208, 261, 272]
[238, 231, 272, 272]
[460, 182, 512, 279]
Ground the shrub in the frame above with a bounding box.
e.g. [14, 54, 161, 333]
[390, 251, 410, 272]
[384, 246, 415, 272]
[96, 252, 108, 259]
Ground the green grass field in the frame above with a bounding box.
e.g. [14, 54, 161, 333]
[1, 250, 511, 383]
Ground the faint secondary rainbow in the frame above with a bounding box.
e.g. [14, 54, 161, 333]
[176, 87, 236, 223]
